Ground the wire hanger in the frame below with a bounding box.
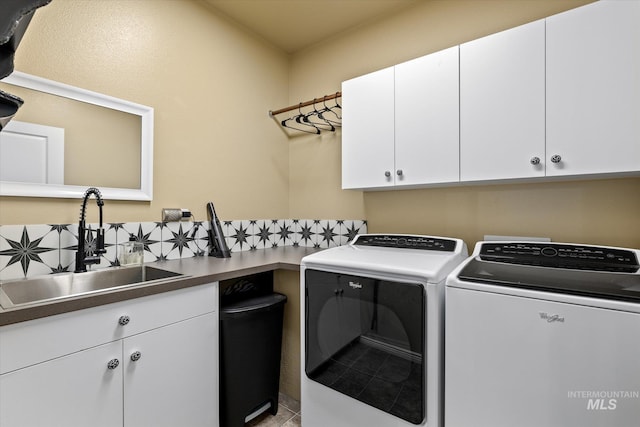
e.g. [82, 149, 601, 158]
[329, 92, 342, 119]
[317, 96, 341, 126]
[303, 98, 335, 131]
[281, 103, 320, 134]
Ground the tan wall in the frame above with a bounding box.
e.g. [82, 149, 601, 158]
[288, 0, 640, 249]
[274, 269, 302, 401]
[1, 0, 290, 225]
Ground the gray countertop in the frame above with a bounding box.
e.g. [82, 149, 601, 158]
[0, 246, 319, 327]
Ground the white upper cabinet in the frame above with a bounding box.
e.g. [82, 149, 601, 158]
[546, 0, 640, 177]
[395, 46, 460, 186]
[342, 0, 639, 191]
[342, 47, 460, 190]
[460, 20, 546, 182]
[342, 67, 395, 190]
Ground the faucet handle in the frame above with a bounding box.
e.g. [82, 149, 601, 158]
[94, 228, 106, 255]
[83, 255, 102, 266]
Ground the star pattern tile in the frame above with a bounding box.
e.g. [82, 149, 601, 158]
[49, 224, 71, 235]
[298, 222, 314, 246]
[165, 223, 193, 258]
[320, 224, 338, 245]
[231, 223, 250, 250]
[0, 219, 367, 281]
[0, 226, 56, 277]
[276, 222, 293, 244]
[133, 224, 160, 253]
[257, 223, 273, 244]
[344, 222, 361, 242]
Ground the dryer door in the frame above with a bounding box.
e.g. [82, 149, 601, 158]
[305, 269, 425, 424]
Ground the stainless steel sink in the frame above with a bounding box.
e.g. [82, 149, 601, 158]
[0, 266, 184, 309]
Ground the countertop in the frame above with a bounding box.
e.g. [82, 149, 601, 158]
[0, 246, 320, 327]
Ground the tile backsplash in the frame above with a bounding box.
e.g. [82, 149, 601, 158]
[0, 219, 367, 281]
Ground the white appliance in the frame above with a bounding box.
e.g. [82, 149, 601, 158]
[445, 241, 640, 427]
[301, 234, 468, 427]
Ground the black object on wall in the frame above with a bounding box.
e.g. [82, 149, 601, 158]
[207, 202, 231, 258]
[0, 0, 52, 130]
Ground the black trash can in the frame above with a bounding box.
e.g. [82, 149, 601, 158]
[219, 292, 287, 427]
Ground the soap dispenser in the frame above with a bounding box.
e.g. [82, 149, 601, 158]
[119, 236, 144, 266]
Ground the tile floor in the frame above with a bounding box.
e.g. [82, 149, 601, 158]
[247, 393, 301, 427]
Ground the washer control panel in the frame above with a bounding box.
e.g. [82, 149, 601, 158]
[479, 242, 639, 272]
[353, 234, 457, 252]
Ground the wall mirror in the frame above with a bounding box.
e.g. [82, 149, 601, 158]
[0, 71, 153, 200]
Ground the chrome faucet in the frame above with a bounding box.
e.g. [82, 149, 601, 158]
[75, 187, 106, 273]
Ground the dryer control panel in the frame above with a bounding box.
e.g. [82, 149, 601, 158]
[353, 234, 457, 252]
[479, 243, 639, 273]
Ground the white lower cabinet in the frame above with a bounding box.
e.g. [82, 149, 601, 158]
[124, 313, 217, 427]
[0, 283, 218, 427]
[0, 341, 123, 427]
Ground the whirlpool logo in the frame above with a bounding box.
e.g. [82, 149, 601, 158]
[348, 281, 362, 289]
[539, 312, 565, 323]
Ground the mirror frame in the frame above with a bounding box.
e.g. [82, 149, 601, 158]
[0, 71, 154, 201]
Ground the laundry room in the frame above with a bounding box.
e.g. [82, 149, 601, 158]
[0, 0, 639, 426]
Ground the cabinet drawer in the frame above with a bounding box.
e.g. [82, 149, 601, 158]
[0, 282, 217, 374]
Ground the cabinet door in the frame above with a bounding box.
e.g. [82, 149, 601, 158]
[123, 313, 218, 427]
[546, 0, 640, 176]
[342, 67, 395, 189]
[395, 46, 459, 186]
[460, 20, 545, 181]
[0, 341, 122, 427]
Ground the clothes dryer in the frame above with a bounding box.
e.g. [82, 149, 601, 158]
[301, 234, 468, 427]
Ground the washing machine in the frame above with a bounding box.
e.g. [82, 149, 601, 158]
[301, 234, 468, 427]
[445, 241, 640, 427]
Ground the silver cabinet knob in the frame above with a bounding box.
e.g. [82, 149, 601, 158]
[551, 154, 562, 164]
[530, 157, 541, 165]
[118, 315, 130, 326]
[107, 359, 120, 370]
[396, 169, 403, 176]
[384, 171, 391, 178]
[130, 351, 142, 362]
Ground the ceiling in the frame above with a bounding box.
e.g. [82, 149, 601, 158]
[201, 0, 422, 53]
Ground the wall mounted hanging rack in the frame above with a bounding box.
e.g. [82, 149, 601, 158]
[269, 92, 341, 135]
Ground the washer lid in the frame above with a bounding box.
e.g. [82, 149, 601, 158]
[458, 257, 640, 303]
